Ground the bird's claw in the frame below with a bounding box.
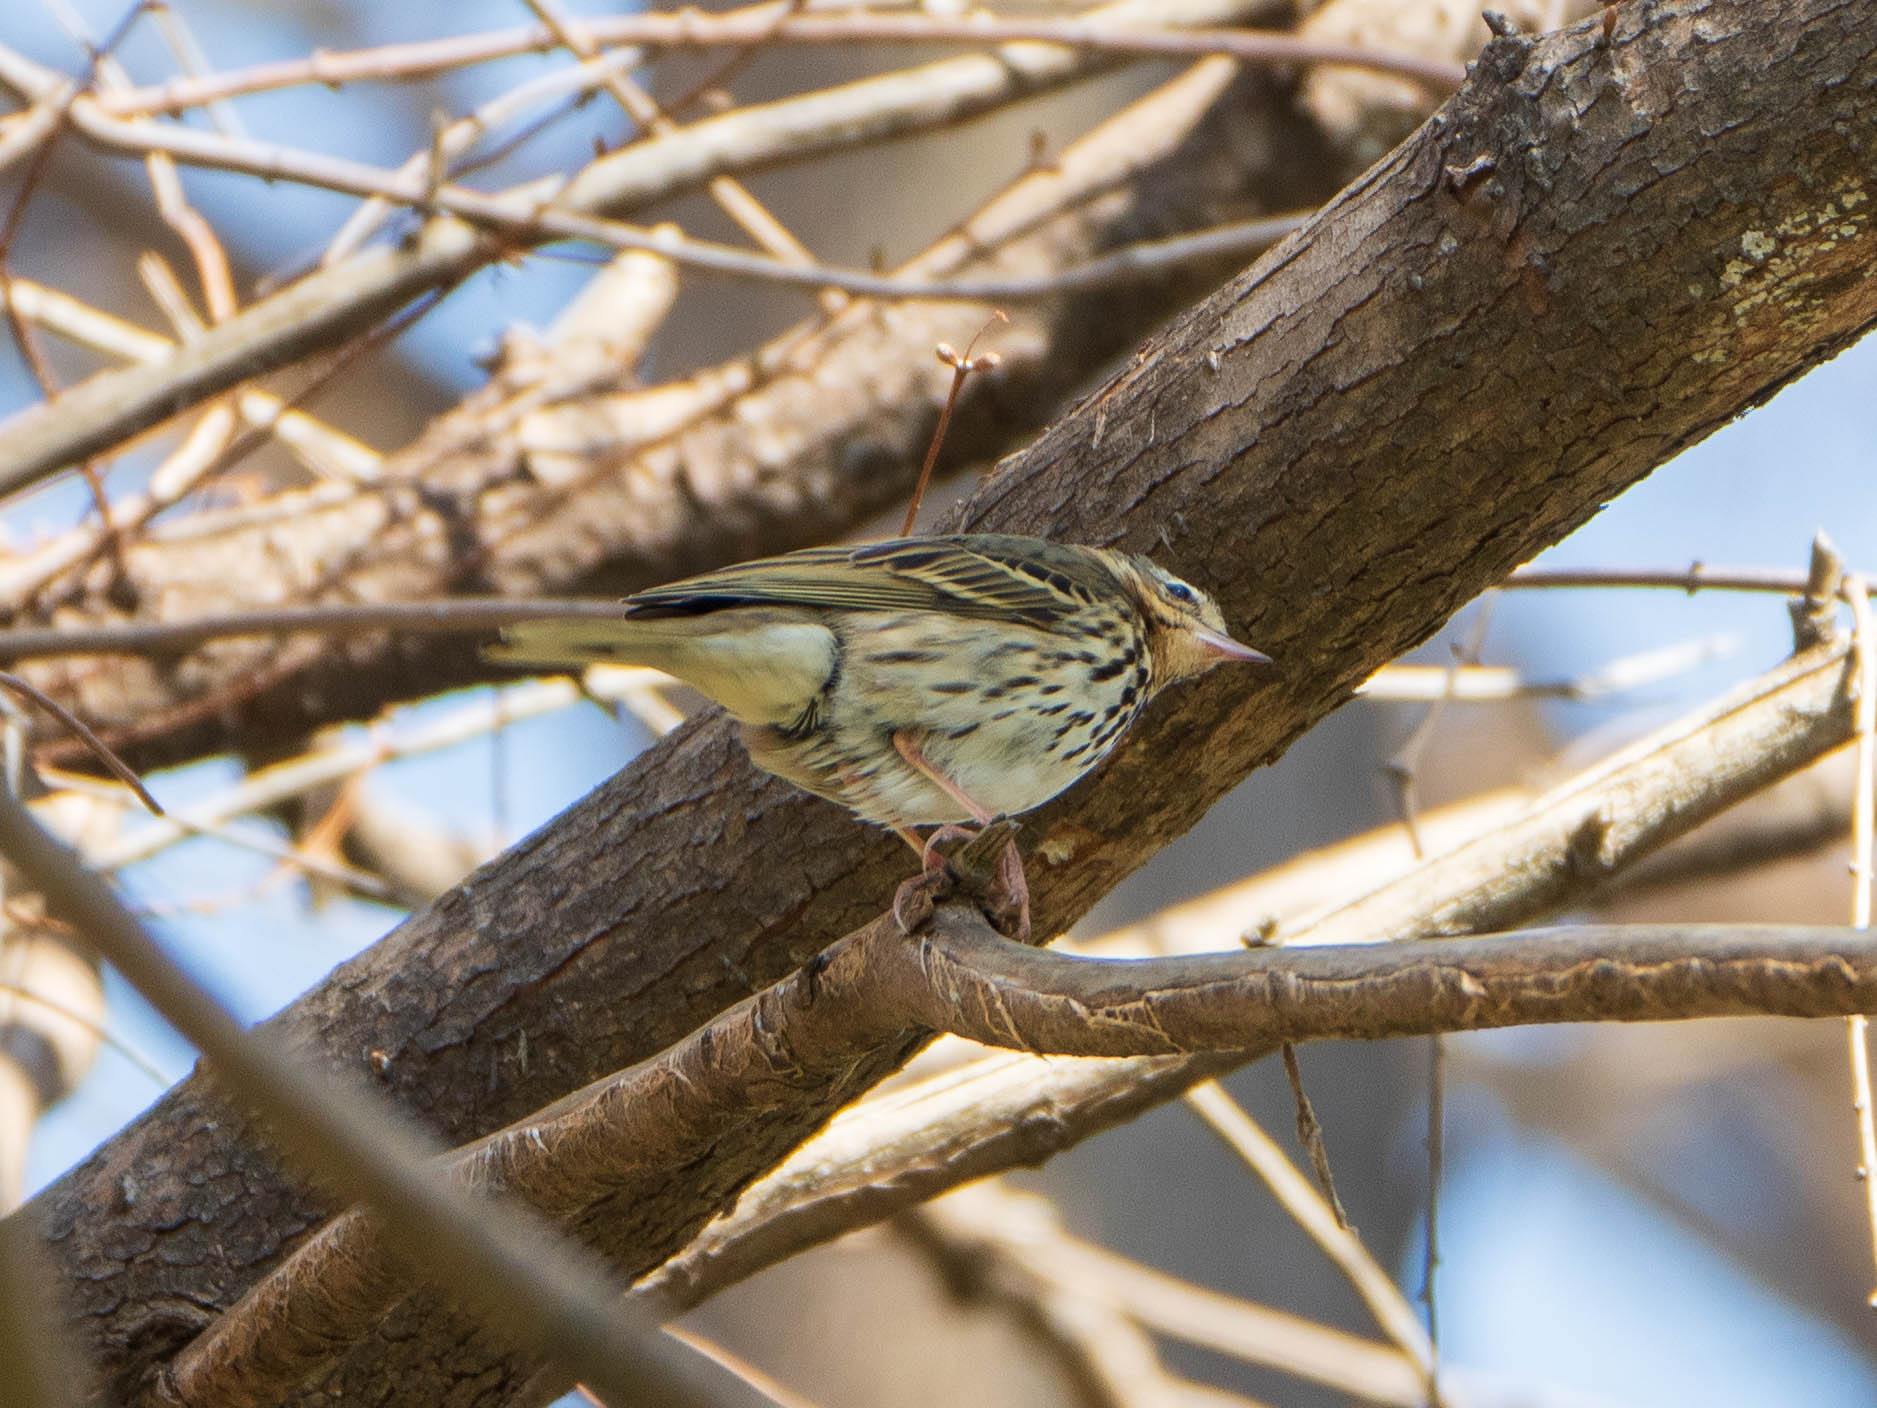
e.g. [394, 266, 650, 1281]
[892, 869, 943, 935]
[896, 819, 1031, 943]
[985, 839, 1031, 945]
[919, 824, 982, 876]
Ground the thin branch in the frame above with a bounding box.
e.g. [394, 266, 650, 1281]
[654, 1329, 827, 1408]
[1359, 633, 1739, 701]
[4, 62, 1301, 305]
[0, 598, 626, 661]
[521, 0, 819, 270]
[0, 555, 1832, 666]
[1277, 1046, 1349, 1231]
[98, 10, 1465, 119]
[318, 43, 652, 266]
[914, 1180, 1421, 1408]
[903, 1182, 1275, 1408]
[0, 974, 171, 1087]
[1420, 1034, 1445, 1368]
[1291, 639, 1862, 948]
[127, 809, 398, 903]
[0, 671, 160, 815]
[1842, 571, 1877, 1304]
[78, 668, 669, 874]
[1181, 1081, 1435, 1381]
[1382, 599, 1494, 857]
[903, 315, 1005, 534]
[1501, 563, 1873, 595]
[901, 914, 1877, 1056]
[0, 213, 1286, 498]
[0, 276, 378, 484]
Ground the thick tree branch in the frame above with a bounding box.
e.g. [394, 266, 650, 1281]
[30, 0, 1877, 1402]
[913, 913, 1877, 1047]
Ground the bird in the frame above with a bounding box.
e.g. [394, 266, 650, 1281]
[488, 534, 1271, 936]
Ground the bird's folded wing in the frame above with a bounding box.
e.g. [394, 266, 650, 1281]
[624, 536, 1091, 625]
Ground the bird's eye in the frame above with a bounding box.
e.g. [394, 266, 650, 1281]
[1164, 580, 1198, 606]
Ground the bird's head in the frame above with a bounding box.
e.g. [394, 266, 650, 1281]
[1111, 553, 1273, 691]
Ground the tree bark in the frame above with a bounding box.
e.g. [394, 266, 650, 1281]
[31, 0, 1877, 1402]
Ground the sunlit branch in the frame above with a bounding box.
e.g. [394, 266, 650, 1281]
[98, 10, 1464, 119]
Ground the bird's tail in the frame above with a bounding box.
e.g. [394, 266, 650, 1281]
[486, 614, 837, 730]
[485, 618, 671, 670]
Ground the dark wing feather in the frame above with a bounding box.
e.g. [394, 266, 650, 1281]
[624, 535, 1101, 625]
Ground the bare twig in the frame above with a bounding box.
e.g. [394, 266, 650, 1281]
[1182, 1081, 1435, 1382]
[903, 313, 1006, 534]
[1278, 1044, 1349, 1229]
[1358, 635, 1739, 701]
[1421, 1035, 1445, 1377]
[0, 671, 160, 815]
[0, 564, 1796, 670]
[75, 668, 670, 874]
[1842, 572, 1877, 1305]
[904, 1181, 1275, 1408]
[655, 1328, 828, 1408]
[1291, 640, 1861, 948]
[98, 11, 1464, 119]
[521, 0, 818, 273]
[1503, 563, 1873, 596]
[0, 598, 630, 662]
[0, 276, 377, 481]
[1383, 601, 1494, 857]
[0, 975, 170, 1088]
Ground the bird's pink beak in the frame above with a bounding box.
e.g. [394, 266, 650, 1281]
[1193, 627, 1273, 668]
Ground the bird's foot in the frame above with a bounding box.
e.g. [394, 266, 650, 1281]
[986, 837, 1031, 946]
[892, 869, 943, 935]
[920, 823, 983, 876]
[893, 818, 1028, 941]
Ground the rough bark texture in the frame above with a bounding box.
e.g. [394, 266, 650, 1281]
[31, 0, 1877, 1403]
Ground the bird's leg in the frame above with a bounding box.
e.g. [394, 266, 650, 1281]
[891, 731, 995, 826]
[890, 731, 1030, 942]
